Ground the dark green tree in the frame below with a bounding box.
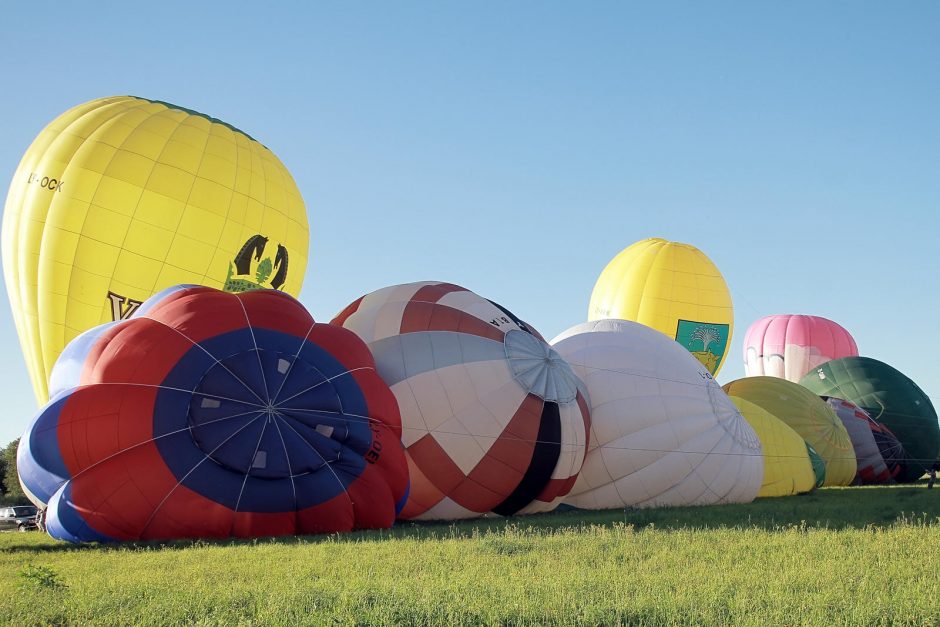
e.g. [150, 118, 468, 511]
[2, 438, 27, 503]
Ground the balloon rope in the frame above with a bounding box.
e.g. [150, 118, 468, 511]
[234, 294, 271, 401]
[139, 412, 266, 538]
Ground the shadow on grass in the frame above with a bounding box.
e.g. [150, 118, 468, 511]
[4, 484, 939, 554]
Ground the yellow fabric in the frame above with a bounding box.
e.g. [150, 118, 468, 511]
[2, 96, 309, 405]
[723, 377, 857, 487]
[588, 237, 734, 375]
[730, 396, 816, 497]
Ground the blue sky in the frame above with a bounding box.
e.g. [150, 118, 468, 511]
[1, 2, 938, 444]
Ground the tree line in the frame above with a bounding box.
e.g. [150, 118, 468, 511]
[0, 438, 28, 505]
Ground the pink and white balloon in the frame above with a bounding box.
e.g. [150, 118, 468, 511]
[743, 315, 858, 383]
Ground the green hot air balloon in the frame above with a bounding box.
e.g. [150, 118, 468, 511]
[800, 357, 939, 483]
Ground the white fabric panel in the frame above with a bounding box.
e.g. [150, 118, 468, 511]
[414, 496, 475, 521]
[554, 319, 763, 510]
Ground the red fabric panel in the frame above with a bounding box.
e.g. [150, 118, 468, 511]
[400, 302, 506, 341]
[407, 434, 466, 496]
[142, 289, 250, 344]
[82, 319, 196, 386]
[347, 462, 396, 530]
[410, 282, 466, 305]
[239, 289, 315, 337]
[330, 295, 365, 327]
[398, 455, 446, 519]
[295, 495, 355, 535]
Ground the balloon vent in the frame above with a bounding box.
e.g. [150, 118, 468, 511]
[504, 329, 579, 403]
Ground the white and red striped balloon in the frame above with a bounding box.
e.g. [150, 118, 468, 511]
[333, 281, 590, 520]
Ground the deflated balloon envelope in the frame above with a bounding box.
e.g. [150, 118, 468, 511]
[729, 396, 818, 497]
[743, 315, 858, 383]
[800, 357, 937, 483]
[333, 281, 590, 520]
[551, 319, 762, 510]
[823, 397, 892, 484]
[2, 96, 309, 405]
[18, 286, 408, 542]
[722, 377, 856, 487]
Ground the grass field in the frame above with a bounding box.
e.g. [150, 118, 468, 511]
[3, 484, 939, 625]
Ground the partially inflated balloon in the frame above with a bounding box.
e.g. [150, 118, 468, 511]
[333, 281, 590, 520]
[729, 396, 817, 497]
[743, 315, 858, 382]
[553, 319, 762, 510]
[2, 96, 309, 405]
[18, 286, 407, 542]
[823, 397, 890, 484]
[723, 377, 856, 486]
[588, 238, 733, 375]
[800, 357, 938, 482]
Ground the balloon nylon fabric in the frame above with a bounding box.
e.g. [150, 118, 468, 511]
[722, 377, 857, 487]
[800, 357, 938, 483]
[552, 319, 762, 510]
[729, 396, 816, 497]
[18, 286, 408, 542]
[587, 238, 734, 376]
[743, 314, 858, 383]
[1, 96, 309, 405]
[333, 281, 590, 521]
[824, 397, 890, 484]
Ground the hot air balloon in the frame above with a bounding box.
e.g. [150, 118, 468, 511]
[800, 357, 938, 482]
[332, 281, 590, 520]
[743, 315, 858, 382]
[551, 319, 762, 510]
[728, 396, 818, 497]
[18, 286, 407, 542]
[722, 377, 856, 486]
[806, 445, 826, 488]
[867, 418, 906, 481]
[823, 397, 891, 484]
[588, 238, 733, 375]
[2, 96, 309, 406]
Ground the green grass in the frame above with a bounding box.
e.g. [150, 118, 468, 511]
[3, 485, 940, 625]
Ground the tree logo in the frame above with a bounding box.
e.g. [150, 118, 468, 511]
[223, 235, 289, 293]
[675, 320, 729, 374]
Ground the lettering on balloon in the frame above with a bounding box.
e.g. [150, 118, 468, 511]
[26, 172, 64, 193]
[107, 292, 143, 321]
[488, 316, 513, 328]
[364, 423, 384, 464]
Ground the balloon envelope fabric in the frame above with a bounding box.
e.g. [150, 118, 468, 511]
[823, 397, 890, 484]
[552, 319, 763, 510]
[17, 286, 408, 542]
[588, 238, 734, 376]
[800, 357, 938, 482]
[729, 396, 817, 497]
[722, 376, 856, 487]
[2, 96, 309, 405]
[333, 281, 590, 520]
[743, 315, 858, 383]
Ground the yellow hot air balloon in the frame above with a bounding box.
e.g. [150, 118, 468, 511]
[2, 96, 309, 405]
[588, 237, 733, 375]
[723, 377, 856, 487]
[729, 396, 818, 497]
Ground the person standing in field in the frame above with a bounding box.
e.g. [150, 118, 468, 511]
[928, 464, 938, 489]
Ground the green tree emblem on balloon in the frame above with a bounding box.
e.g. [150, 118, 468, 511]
[691, 326, 720, 354]
[676, 320, 729, 375]
[255, 258, 273, 285]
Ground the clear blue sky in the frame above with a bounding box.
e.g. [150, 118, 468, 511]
[1, 2, 938, 445]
